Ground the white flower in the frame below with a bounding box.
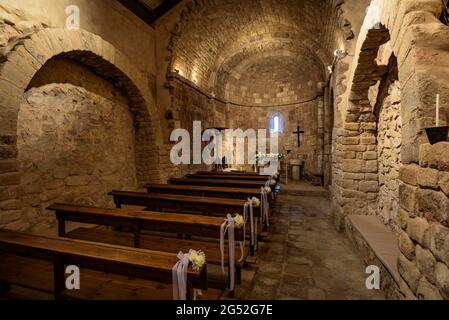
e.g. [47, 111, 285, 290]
[264, 186, 271, 193]
[270, 179, 276, 185]
[233, 214, 244, 227]
[252, 197, 261, 207]
[189, 250, 206, 272]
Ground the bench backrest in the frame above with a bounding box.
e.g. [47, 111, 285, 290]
[47, 203, 245, 241]
[145, 184, 261, 199]
[0, 229, 205, 290]
[185, 174, 270, 181]
[169, 178, 266, 188]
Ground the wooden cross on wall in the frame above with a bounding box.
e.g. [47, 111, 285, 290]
[293, 126, 304, 147]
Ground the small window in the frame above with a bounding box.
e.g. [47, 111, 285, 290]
[268, 112, 284, 133]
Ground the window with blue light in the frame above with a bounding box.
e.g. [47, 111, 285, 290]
[268, 112, 284, 133]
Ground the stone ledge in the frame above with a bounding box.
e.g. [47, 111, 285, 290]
[348, 215, 401, 283]
[345, 215, 403, 299]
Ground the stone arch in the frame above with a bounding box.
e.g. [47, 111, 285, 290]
[0, 28, 162, 229]
[332, 24, 392, 228]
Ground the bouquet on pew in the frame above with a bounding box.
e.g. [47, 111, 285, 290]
[189, 250, 206, 272]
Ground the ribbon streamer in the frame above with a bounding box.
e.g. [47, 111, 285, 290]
[172, 250, 192, 300]
[220, 214, 236, 291]
[260, 187, 270, 227]
[243, 199, 255, 247]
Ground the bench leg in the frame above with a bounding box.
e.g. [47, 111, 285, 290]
[0, 281, 11, 294]
[57, 218, 66, 237]
[53, 258, 66, 300]
[236, 266, 242, 285]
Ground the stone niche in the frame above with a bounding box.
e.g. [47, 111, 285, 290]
[16, 57, 138, 232]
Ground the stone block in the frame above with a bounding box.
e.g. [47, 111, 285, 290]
[359, 181, 379, 192]
[435, 262, 449, 299]
[0, 159, 19, 174]
[438, 172, 449, 197]
[65, 176, 91, 186]
[423, 223, 449, 266]
[338, 136, 360, 145]
[416, 277, 443, 300]
[399, 209, 410, 229]
[0, 210, 21, 224]
[0, 172, 20, 186]
[417, 167, 439, 189]
[419, 142, 449, 172]
[398, 253, 421, 293]
[407, 217, 429, 246]
[362, 151, 377, 160]
[399, 230, 415, 260]
[399, 183, 417, 212]
[415, 245, 437, 285]
[416, 189, 449, 225]
[399, 164, 419, 186]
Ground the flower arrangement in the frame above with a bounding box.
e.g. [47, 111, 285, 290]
[233, 214, 244, 227]
[264, 186, 271, 193]
[270, 179, 276, 185]
[189, 250, 206, 272]
[251, 197, 261, 207]
[256, 153, 285, 161]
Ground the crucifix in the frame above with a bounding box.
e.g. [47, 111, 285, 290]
[293, 126, 304, 147]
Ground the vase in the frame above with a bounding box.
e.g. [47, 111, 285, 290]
[425, 126, 449, 145]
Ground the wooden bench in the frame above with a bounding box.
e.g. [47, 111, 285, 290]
[0, 229, 207, 300]
[106, 191, 262, 253]
[185, 173, 271, 182]
[107, 191, 262, 224]
[145, 184, 262, 200]
[169, 177, 268, 189]
[47, 203, 247, 291]
[197, 171, 268, 176]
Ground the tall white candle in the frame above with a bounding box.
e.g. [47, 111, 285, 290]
[436, 94, 440, 127]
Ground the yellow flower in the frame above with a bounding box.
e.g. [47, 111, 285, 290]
[252, 197, 261, 207]
[264, 186, 271, 193]
[270, 179, 276, 185]
[233, 214, 244, 227]
[189, 250, 206, 272]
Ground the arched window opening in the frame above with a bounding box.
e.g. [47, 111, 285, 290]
[268, 112, 284, 133]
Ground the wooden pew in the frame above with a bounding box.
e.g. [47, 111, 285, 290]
[0, 229, 206, 300]
[197, 171, 264, 176]
[47, 203, 247, 290]
[185, 173, 271, 182]
[169, 177, 267, 189]
[106, 191, 262, 253]
[145, 184, 262, 200]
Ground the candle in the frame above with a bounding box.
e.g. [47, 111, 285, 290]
[436, 94, 440, 127]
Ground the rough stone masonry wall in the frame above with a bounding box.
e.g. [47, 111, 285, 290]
[226, 102, 321, 176]
[331, 0, 449, 299]
[397, 143, 449, 300]
[377, 78, 402, 235]
[11, 57, 138, 232]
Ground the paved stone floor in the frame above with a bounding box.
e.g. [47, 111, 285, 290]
[237, 188, 385, 300]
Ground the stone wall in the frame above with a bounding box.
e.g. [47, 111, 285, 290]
[331, 0, 449, 299]
[377, 77, 402, 235]
[9, 57, 138, 232]
[226, 101, 321, 176]
[398, 143, 449, 299]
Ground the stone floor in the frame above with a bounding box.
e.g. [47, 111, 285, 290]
[237, 183, 385, 300]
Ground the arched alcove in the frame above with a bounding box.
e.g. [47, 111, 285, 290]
[0, 28, 160, 231]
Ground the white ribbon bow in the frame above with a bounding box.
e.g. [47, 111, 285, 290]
[220, 214, 236, 291]
[172, 250, 192, 300]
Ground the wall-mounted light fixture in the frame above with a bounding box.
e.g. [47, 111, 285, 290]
[327, 49, 348, 77]
[334, 49, 348, 59]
